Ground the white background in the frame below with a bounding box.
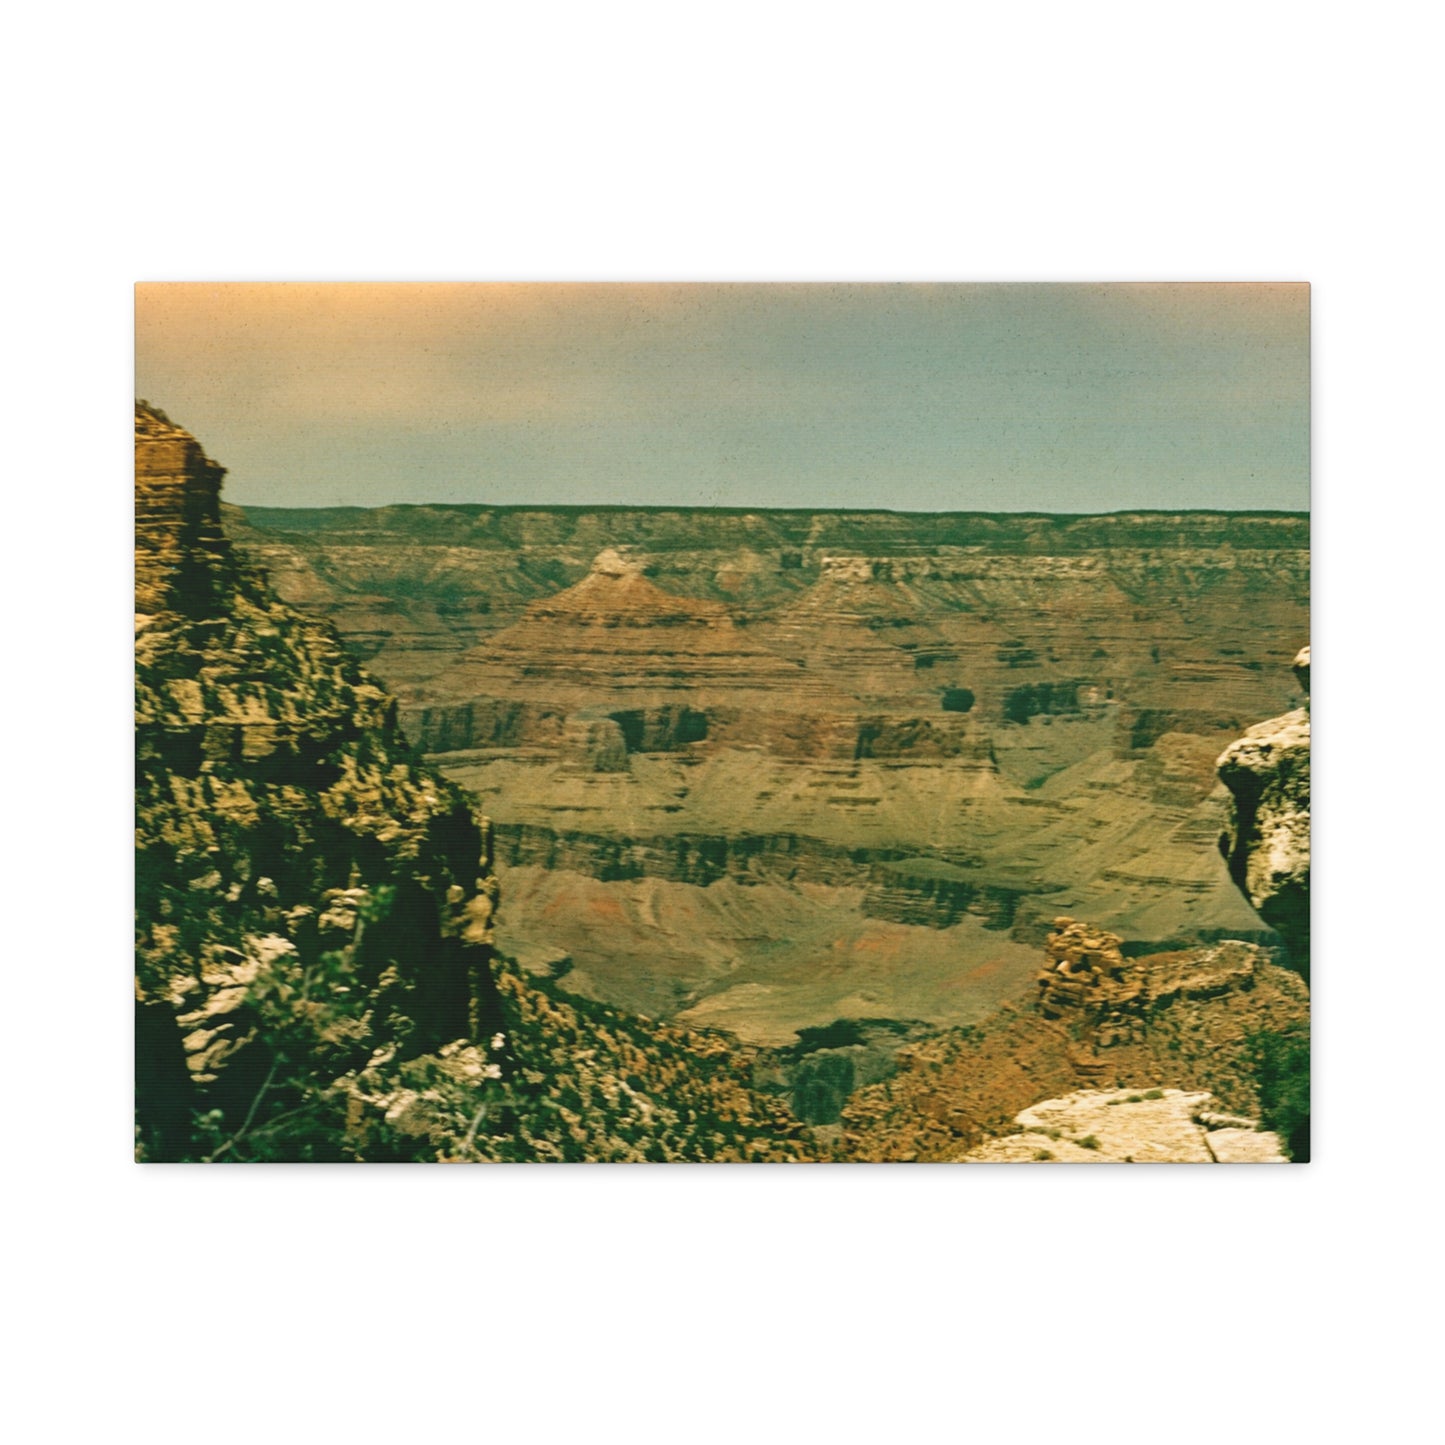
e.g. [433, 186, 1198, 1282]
[4, 3, 1439, 1441]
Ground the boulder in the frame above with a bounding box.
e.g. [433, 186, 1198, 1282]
[1217, 647, 1311, 976]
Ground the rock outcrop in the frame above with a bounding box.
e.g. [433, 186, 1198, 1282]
[136, 404, 503, 1159]
[1217, 645, 1311, 975]
[957, 1087, 1287, 1163]
[1033, 918, 1274, 1060]
[1035, 917, 1140, 1026]
[135, 403, 231, 615]
[840, 924, 1309, 1160]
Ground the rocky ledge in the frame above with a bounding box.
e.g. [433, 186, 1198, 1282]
[958, 1087, 1287, 1163]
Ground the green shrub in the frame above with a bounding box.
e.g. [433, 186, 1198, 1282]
[1246, 1025, 1310, 1161]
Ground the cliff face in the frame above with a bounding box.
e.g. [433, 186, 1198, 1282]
[1217, 646, 1311, 976]
[136, 404, 231, 615]
[136, 404, 503, 1159]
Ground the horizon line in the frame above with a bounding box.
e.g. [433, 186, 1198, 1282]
[233, 500, 1311, 521]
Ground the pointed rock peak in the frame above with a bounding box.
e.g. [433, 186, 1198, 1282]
[519, 548, 733, 627]
[590, 547, 643, 579]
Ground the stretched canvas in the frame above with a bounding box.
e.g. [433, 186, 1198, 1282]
[134, 282, 1310, 1163]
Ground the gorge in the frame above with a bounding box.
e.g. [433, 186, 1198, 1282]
[136, 404, 1310, 1162]
[229, 501, 1309, 1048]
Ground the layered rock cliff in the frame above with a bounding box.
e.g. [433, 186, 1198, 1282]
[135, 403, 502, 1159]
[135, 405, 230, 615]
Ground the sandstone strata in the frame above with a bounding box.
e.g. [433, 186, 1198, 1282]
[233, 503, 1308, 1043]
[1217, 644, 1311, 974]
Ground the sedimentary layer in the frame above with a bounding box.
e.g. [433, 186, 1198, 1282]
[232, 501, 1308, 1040]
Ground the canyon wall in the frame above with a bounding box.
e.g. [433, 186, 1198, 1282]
[231, 500, 1309, 1044]
[136, 404, 503, 1158]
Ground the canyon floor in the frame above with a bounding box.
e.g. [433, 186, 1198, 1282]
[230, 504, 1308, 1055]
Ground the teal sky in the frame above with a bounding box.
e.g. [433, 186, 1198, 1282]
[135, 283, 1308, 513]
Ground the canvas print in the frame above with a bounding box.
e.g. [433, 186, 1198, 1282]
[134, 283, 1310, 1163]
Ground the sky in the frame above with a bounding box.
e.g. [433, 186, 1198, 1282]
[134, 283, 1308, 513]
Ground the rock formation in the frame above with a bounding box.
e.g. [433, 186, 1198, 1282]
[840, 926, 1309, 1160]
[1035, 917, 1140, 1025]
[135, 404, 503, 1159]
[422, 545, 809, 724]
[1217, 645, 1311, 975]
[957, 1088, 1287, 1163]
[139, 418, 1313, 1162]
[231, 503, 1308, 1043]
[135, 403, 231, 615]
[135, 405, 819, 1163]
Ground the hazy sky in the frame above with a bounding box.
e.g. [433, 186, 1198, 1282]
[135, 283, 1308, 513]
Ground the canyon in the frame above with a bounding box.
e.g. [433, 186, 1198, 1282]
[229, 502, 1308, 1051]
[138, 405, 1310, 1161]
[136, 405, 814, 1162]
